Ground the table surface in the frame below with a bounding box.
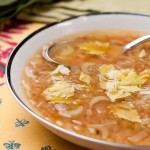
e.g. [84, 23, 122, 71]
[0, 20, 88, 150]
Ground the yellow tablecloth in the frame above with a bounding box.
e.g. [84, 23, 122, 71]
[0, 21, 87, 150]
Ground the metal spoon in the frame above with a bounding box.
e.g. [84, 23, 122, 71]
[43, 34, 150, 65]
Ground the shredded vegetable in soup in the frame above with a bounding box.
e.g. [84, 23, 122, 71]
[22, 30, 150, 146]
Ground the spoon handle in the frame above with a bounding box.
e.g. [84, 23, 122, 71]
[124, 34, 150, 50]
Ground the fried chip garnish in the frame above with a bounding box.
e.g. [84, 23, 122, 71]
[99, 64, 149, 102]
[106, 89, 131, 102]
[99, 64, 115, 78]
[51, 65, 70, 75]
[47, 97, 83, 105]
[120, 70, 147, 86]
[42, 81, 75, 100]
[118, 85, 141, 92]
[139, 69, 150, 79]
[108, 102, 141, 123]
[79, 72, 91, 84]
[138, 49, 146, 58]
[78, 41, 109, 55]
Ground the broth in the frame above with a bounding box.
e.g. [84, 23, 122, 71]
[22, 30, 150, 146]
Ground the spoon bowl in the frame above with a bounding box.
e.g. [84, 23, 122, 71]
[43, 34, 150, 65]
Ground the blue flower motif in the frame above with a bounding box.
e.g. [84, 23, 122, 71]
[15, 118, 29, 127]
[41, 145, 56, 150]
[3, 140, 21, 150]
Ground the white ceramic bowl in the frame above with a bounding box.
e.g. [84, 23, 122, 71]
[6, 13, 150, 150]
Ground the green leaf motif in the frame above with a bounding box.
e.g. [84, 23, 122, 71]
[0, 64, 5, 73]
[41, 145, 56, 150]
[0, 0, 57, 21]
[15, 118, 29, 127]
[3, 140, 21, 150]
[0, 98, 2, 104]
[0, 0, 18, 6]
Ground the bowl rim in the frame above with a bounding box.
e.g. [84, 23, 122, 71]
[6, 12, 150, 149]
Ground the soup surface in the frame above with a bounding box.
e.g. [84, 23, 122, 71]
[22, 30, 150, 146]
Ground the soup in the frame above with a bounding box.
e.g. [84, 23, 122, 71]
[22, 30, 150, 146]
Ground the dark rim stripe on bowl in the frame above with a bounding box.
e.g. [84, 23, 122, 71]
[6, 12, 150, 149]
